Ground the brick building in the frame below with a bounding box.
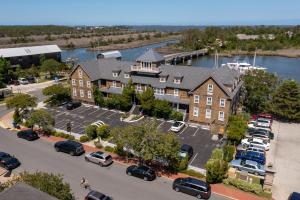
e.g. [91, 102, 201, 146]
[69, 49, 243, 133]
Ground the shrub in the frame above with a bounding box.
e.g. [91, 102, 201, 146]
[177, 157, 189, 171]
[152, 99, 172, 119]
[13, 109, 22, 124]
[114, 144, 126, 157]
[205, 148, 228, 183]
[79, 135, 90, 143]
[223, 178, 263, 195]
[54, 131, 75, 140]
[85, 125, 98, 139]
[104, 146, 115, 153]
[223, 145, 235, 162]
[181, 169, 205, 179]
[96, 124, 110, 139]
[94, 141, 103, 149]
[170, 110, 184, 121]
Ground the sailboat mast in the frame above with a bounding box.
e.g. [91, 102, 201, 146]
[253, 48, 257, 67]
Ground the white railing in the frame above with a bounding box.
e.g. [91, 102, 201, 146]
[131, 65, 160, 73]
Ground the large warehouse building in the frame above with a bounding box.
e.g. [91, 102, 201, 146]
[0, 44, 62, 67]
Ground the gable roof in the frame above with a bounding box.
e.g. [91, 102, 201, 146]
[0, 182, 58, 200]
[136, 49, 165, 62]
[0, 45, 61, 58]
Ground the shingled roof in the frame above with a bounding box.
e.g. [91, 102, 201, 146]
[136, 49, 165, 62]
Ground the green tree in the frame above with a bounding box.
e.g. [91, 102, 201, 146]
[153, 99, 172, 119]
[85, 124, 98, 139]
[226, 115, 248, 144]
[42, 84, 71, 106]
[270, 80, 300, 122]
[27, 109, 55, 133]
[41, 59, 62, 75]
[137, 87, 155, 115]
[19, 171, 74, 200]
[122, 79, 135, 104]
[0, 58, 11, 87]
[96, 124, 110, 139]
[93, 86, 105, 106]
[205, 148, 228, 183]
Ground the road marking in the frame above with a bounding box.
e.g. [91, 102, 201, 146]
[157, 121, 165, 129]
[106, 112, 117, 119]
[96, 110, 109, 118]
[189, 153, 198, 165]
[178, 126, 188, 136]
[193, 127, 201, 136]
[88, 109, 100, 116]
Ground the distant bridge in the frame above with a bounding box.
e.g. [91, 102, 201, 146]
[164, 49, 208, 65]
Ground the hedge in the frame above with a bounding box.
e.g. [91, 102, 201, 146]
[181, 169, 205, 180]
[104, 146, 115, 153]
[223, 178, 263, 195]
[79, 135, 90, 143]
[54, 131, 75, 140]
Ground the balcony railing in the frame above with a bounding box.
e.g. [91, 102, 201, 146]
[130, 65, 161, 74]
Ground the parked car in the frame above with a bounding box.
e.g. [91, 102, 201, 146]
[85, 151, 113, 167]
[246, 147, 265, 155]
[0, 152, 21, 170]
[179, 144, 193, 160]
[256, 118, 271, 128]
[251, 113, 273, 124]
[84, 190, 112, 200]
[289, 192, 300, 200]
[126, 165, 156, 181]
[230, 159, 265, 176]
[235, 150, 266, 165]
[170, 121, 185, 132]
[18, 78, 29, 85]
[241, 138, 270, 151]
[66, 101, 82, 110]
[26, 76, 36, 83]
[54, 140, 85, 156]
[17, 129, 39, 141]
[8, 80, 20, 85]
[173, 177, 211, 199]
[248, 129, 274, 140]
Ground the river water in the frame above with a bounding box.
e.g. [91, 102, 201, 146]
[62, 41, 300, 82]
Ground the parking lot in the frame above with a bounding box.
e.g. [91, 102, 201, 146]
[46, 104, 218, 169]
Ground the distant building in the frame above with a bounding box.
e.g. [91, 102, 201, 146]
[237, 34, 275, 40]
[97, 50, 122, 60]
[0, 45, 62, 67]
[0, 182, 58, 200]
[69, 49, 243, 133]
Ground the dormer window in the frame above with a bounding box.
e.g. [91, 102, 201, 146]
[174, 78, 181, 84]
[112, 72, 118, 77]
[124, 73, 130, 78]
[160, 77, 166, 82]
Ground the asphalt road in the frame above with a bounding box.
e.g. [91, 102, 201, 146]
[0, 128, 228, 200]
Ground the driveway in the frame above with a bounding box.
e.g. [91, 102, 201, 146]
[272, 121, 300, 199]
[0, 127, 227, 200]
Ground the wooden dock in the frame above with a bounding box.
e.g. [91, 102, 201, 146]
[163, 49, 208, 65]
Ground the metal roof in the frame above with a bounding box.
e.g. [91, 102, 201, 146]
[136, 49, 165, 62]
[0, 45, 61, 58]
[98, 50, 122, 59]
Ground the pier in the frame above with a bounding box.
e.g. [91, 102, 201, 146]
[164, 48, 208, 65]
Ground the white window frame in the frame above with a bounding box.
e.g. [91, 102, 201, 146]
[72, 79, 76, 86]
[80, 89, 84, 98]
[136, 84, 142, 91]
[124, 73, 130, 78]
[78, 69, 83, 78]
[194, 95, 200, 103]
[112, 81, 117, 87]
[112, 72, 118, 77]
[193, 107, 199, 117]
[174, 78, 181, 84]
[87, 90, 92, 99]
[218, 111, 225, 121]
[205, 109, 211, 119]
[207, 84, 213, 93]
[79, 80, 83, 87]
[206, 97, 212, 105]
[159, 77, 166, 82]
[174, 89, 179, 96]
[72, 88, 77, 96]
[86, 81, 91, 88]
[220, 98, 226, 107]
[154, 88, 165, 95]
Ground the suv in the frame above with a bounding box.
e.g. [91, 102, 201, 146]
[173, 177, 211, 199]
[54, 140, 85, 156]
[289, 192, 300, 200]
[17, 129, 39, 141]
[0, 152, 21, 170]
[170, 121, 185, 132]
[18, 78, 29, 85]
[241, 138, 270, 151]
[126, 165, 156, 181]
[235, 150, 265, 165]
[230, 159, 265, 176]
[66, 101, 81, 110]
[179, 144, 193, 160]
[85, 190, 112, 200]
[85, 151, 113, 167]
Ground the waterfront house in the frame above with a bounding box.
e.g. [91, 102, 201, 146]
[69, 49, 243, 133]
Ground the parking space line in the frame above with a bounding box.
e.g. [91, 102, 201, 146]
[178, 126, 188, 136]
[106, 112, 117, 119]
[189, 153, 198, 165]
[157, 121, 165, 128]
[96, 110, 109, 118]
[193, 127, 201, 136]
[87, 109, 100, 116]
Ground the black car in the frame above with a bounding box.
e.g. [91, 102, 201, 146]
[249, 129, 274, 140]
[17, 129, 39, 141]
[85, 190, 112, 200]
[54, 140, 85, 156]
[0, 152, 21, 170]
[66, 101, 81, 110]
[126, 165, 156, 181]
[179, 144, 193, 160]
[289, 192, 300, 200]
[173, 177, 211, 199]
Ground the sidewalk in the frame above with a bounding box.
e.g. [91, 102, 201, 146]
[0, 111, 267, 200]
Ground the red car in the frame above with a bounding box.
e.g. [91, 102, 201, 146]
[251, 113, 273, 124]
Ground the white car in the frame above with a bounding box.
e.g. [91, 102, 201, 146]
[18, 78, 29, 85]
[170, 121, 185, 132]
[241, 138, 270, 151]
[256, 118, 271, 128]
[84, 151, 113, 167]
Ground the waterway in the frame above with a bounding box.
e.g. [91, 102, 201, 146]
[62, 41, 300, 82]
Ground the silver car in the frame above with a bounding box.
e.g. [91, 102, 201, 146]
[230, 159, 265, 176]
[85, 151, 113, 167]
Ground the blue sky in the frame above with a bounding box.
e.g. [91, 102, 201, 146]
[1, 0, 299, 25]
